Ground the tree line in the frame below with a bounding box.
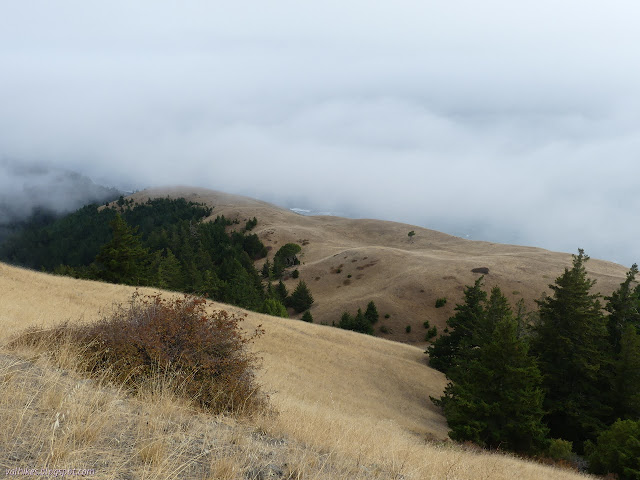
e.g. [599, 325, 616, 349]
[428, 250, 640, 478]
[0, 198, 314, 319]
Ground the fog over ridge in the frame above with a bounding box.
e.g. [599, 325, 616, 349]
[1, 1, 639, 265]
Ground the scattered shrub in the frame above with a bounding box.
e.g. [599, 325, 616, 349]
[426, 326, 438, 340]
[11, 293, 266, 415]
[435, 297, 447, 308]
[347, 274, 352, 278]
[384, 313, 390, 319]
[423, 320, 431, 329]
[547, 438, 574, 461]
[406, 325, 412, 333]
[301, 310, 313, 323]
[380, 325, 389, 334]
[292, 269, 300, 279]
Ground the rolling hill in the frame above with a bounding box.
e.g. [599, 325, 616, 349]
[122, 186, 630, 345]
[0, 262, 595, 479]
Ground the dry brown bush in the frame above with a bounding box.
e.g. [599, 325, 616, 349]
[9, 293, 266, 415]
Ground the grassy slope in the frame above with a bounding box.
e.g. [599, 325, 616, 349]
[125, 187, 630, 345]
[0, 263, 595, 479]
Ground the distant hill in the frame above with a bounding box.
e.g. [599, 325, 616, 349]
[125, 186, 631, 345]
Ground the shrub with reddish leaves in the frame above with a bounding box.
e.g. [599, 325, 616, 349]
[12, 293, 266, 415]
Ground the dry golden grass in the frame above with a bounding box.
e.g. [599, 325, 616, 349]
[124, 186, 630, 345]
[0, 263, 597, 479]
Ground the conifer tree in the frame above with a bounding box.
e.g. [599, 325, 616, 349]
[365, 300, 379, 325]
[301, 310, 313, 323]
[606, 263, 640, 353]
[427, 277, 487, 373]
[613, 324, 640, 420]
[530, 249, 611, 449]
[287, 280, 314, 313]
[434, 306, 548, 454]
[275, 280, 289, 303]
[94, 214, 150, 285]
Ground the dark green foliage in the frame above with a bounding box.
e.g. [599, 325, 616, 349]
[244, 217, 258, 231]
[384, 313, 390, 319]
[365, 301, 379, 325]
[427, 277, 487, 374]
[94, 214, 150, 285]
[261, 260, 272, 279]
[606, 263, 640, 353]
[338, 308, 374, 334]
[287, 280, 314, 313]
[301, 310, 313, 323]
[275, 280, 289, 303]
[406, 325, 411, 333]
[586, 419, 640, 480]
[433, 290, 548, 454]
[292, 269, 300, 279]
[435, 297, 447, 308]
[242, 234, 268, 260]
[612, 324, 640, 420]
[530, 250, 611, 449]
[272, 243, 302, 278]
[0, 197, 270, 315]
[408, 230, 415, 241]
[380, 325, 389, 334]
[426, 326, 438, 340]
[423, 320, 431, 329]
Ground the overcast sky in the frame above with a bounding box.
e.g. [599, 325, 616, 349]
[1, 1, 639, 266]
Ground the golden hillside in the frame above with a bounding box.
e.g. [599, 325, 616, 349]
[0, 263, 595, 479]
[125, 187, 630, 345]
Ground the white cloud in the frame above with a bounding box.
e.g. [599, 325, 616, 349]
[1, 0, 639, 264]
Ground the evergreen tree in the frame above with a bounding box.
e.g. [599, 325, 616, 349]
[301, 310, 313, 323]
[353, 308, 374, 335]
[261, 259, 272, 279]
[606, 263, 640, 353]
[94, 214, 150, 285]
[530, 250, 611, 449]
[365, 301, 379, 325]
[612, 324, 640, 420]
[275, 280, 289, 303]
[427, 277, 487, 373]
[433, 291, 548, 454]
[288, 280, 314, 313]
[339, 312, 354, 330]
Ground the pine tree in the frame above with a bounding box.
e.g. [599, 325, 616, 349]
[365, 300, 379, 325]
[261, 259, 272, 279]
[288, 280, 314, 313]
[275, 280, 289, 303]
[612, 324, 640, 420]
[301, 310, 313, 323]
[94, 214, 150, 285]
[433, 290, 548, 454]
[427, 277, 487, 374]
[354, 308, 374, 335]
[530, 249, 611, 449]
[606, 263, 640, 353]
